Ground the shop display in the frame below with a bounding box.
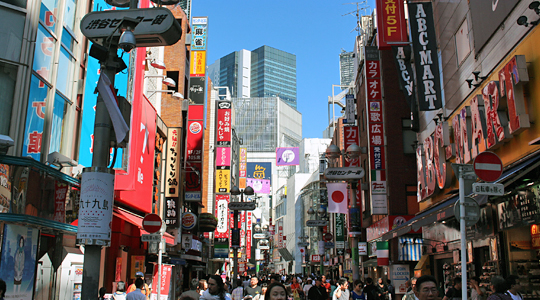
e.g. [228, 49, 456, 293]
[509, 259, 540, 299]
[479, 261, 500, 289]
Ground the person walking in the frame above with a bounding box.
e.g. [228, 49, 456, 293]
[469, 277, 486, 300]
[303, 278, 314, 298]
[181, 279, 202, 300]
[199, 279, 209, 296]
[376, 278, 389, 300]
[486, 276, 511, 300]
[413, 276, 438, 300]
[254, 283, 268, 300]
[231, 282, 244, 300]
[442, 277, 462, 300]
[201, 275, 232, 300]
[387, 280, 395, 300]
[267, 282, 289, 300]
[308, 278, 328, 300]
[332, 278, 350, 300]
[245, 277, 263, 298]
[127, 278, 147, 300]
[402, 278, 417, 300]
[363, 278, 379, 300]
[351, 280, 365, 300]
[127, 272, 151, 299]
[113, 281, 127, 300]
[505, 275, 523, 300]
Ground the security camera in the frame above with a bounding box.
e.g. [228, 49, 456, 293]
[118, 29, 136, 53]
[0, 134, 14, 155]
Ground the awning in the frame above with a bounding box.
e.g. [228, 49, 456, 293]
[277, 248, 294, 261]
[113, 208, 175, 245]
[382, 153, 540, 240]
[362, 258, 378, 268]
[398, 237, 423, 261]
[0, 213, 78, 233]
[0, 154, 80, 186]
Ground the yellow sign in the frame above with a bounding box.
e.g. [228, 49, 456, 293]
[215, 169, 230, 193]
[190, 51, 206, 77]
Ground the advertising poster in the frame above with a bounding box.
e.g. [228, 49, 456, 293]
[0, 224, 39, 300]
[246, 178, 271, 194]
[276, 147, 300, 166]
[151, 264, 172, 300]
[246, 162, 271, 181]
[0, 163, 11, 213]
[390, 264, 410, 294]
[131, 256, 145, 278]
[215, 194, 230, 239]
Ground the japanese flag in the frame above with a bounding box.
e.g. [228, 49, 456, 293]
[327, 182, 348, 214]
[96, 72, 129, 144]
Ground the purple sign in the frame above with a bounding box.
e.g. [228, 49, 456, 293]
[276, 147, 300, 166]
[246, 178, 271, 194]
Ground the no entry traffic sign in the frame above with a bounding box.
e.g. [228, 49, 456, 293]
[473, 151, 503, 182]
[142, 213, 163, 233]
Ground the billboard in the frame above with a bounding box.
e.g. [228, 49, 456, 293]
[276, 147, 300, 166]
[246, 162, 271, 181]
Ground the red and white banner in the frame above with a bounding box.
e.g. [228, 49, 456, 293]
[151, 264, 173, 300]
[327, 182, 348, 214]
[278, 224, 283, 248]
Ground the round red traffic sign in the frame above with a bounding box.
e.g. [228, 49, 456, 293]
[142, 213, 163, 233]
[324, 233, 333, 242]
[473, 151, 503, 182]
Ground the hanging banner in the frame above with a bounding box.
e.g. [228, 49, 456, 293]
[376, 0, 408, 49]
[53, 181, 68, 223]
[215, 169, 230, 193]
[247, 211, 252, 259]
[239, 147, 247, 189]
[151, 264, 173, 300]
[246, 178, 271, 194]
[165, 127, 181, 197]
[190, 51, 206, 77]
[77, 171, 115, 244]
[215, 194, 230, 239]
[191, 17, 208, 51]
[391, 45, 415, 108]
[408, 2, 442, 111]
[216, 147, 231, 167]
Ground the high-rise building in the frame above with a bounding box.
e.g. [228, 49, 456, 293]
[208, 46, 298, 109]
[339, 50, 355, 88]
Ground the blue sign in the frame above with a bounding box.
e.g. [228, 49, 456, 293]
[246, 162, 272, 181]
[22, 75, 48, 161]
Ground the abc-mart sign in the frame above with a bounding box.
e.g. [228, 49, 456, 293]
[417, 55, 530, 202]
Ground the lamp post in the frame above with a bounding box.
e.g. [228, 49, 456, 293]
[230, 185, 254, 287]
[307, 205, 327, 276]
[325, 143, 363, 281]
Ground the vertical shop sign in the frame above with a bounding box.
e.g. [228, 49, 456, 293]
[216, 101, 232, 145]
[165, 127, 181, 197]
[376, 0, 408, 49]
[191, 17, 208, 51]
[215, 194, 230, 239]
[0, 224, 40, 300]
[408, 2, 442, 111]
[247, 211, 252, 259]
[239, 147, 247, 189]
[278, 224, 284, 248]
[54, 181, 68, 223]
[165, 197, 178, 226]
[344, 126, 360, 167]
[365, 46, 388, 215]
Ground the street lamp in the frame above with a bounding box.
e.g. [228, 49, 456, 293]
[230, 185, 254, 286]
[308, 204, 327, 276]
[325, 144, 362, 281]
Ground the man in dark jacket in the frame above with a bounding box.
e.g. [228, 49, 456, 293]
[363, 278, 379, 300]
[308, 277, 328, 300]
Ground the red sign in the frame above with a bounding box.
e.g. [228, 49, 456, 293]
[216, 103, 232, 146]
[247, 211, 252, 259]
[215, 194, 230, 239]
[324, 233, 333, 241]
[311, 255, 320, 263]
[54, 181, 68, 223]
[143, 213, 163, 233]
[531, 225, 540, 249]
[344, 126, 360, 167]
[473, 151, 503, 182]
[151, 264, 172, 298]
[186, 121, 203, 162]
[376, 0, 408, 49]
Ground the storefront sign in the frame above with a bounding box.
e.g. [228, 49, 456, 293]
[344, 126, 360, 167]
[532, 224, 540, 249]
[216, 147, 231, 167]
[216, 101, 232, 145]
[184, 162, 202, 202]
[78, 171, 115, 244]
[390, 265, 410, 294]
[54, 181, 68, 223]
[182, 212, 197, 231]
[392, 45, 415, 107]
[311, 254, 320, 263]
[165, 197, 178, 226]
[376, 0, 408, 49]
[165, 127, 181, 197]
[215, 194, 229, 239]
[239, 148, 247, 186]
[336, 213, 345, 242]
[215, 169, 230, 193]
[151, 264, 172, 300]
[345, 94, 356, 124]
[498, 184, 540, 230]
[408, 2, 442, 111]
[247, 162, 272, 181]
[246, 178, 271, 194]
[359, 242, 368, 256]
[0, 224, 39, 300]
[247, 211, 252, 259]
[416, 55, 530, 202]
[131, 256, 145, 278]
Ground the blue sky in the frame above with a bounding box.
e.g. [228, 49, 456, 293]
[191, 0, 376, 139]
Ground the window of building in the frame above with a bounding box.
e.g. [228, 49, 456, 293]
[0, 62, 17, 135]
[0, 5, 25, 62]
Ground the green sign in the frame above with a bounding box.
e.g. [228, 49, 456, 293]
[336, 214, 345, 241]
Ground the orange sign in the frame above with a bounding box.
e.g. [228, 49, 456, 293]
[190, 51, 206, 77]
[531, 224, 540, 249]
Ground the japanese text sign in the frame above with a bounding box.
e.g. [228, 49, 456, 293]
[344, 126, 360, 167]
[216, 147, 231, 167]
[165, 197, 178, 226]
[215, 194, 229, 239]
[376, 0, 408, 49]
[216, 102, 232, 146]
[165, 127, 181, 197]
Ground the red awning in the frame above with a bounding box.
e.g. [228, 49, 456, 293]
[113, 207, 175, 245]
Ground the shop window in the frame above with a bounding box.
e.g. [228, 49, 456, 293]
[62, 0, 77, 32]
[57, 47, 75, 97]
[0, 6, 25, 62]
[39, 0, 59, 32]
[33, 24, 56, 84]
[0, 62, 17, 135]
[49, 92, 69, 154]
